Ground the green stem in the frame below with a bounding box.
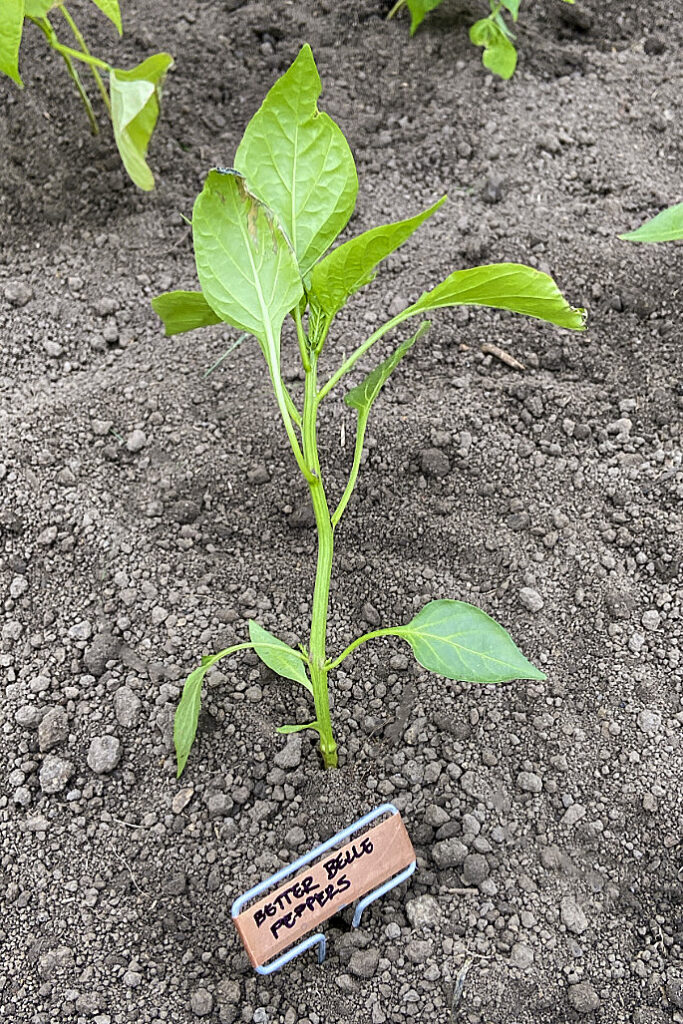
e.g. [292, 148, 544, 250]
[331, 410, 368, 529]
[387, 0, 407, 19]
[264, 324, 315, 484]
[327, 627, 402, 672]
[282, 386, 302, 430]
[27, 14, 101, 135]
[61, 5, 112, 115]
[294, 306, 311, 372]
[318, 307, 416, 402]
[302, 352, 337, 768]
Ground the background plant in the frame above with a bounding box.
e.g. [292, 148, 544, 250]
[152, 44, 585, 775]
[388, 0, 576, 80]
[0, 0, 172, 190]
[619, 201, 683, 243]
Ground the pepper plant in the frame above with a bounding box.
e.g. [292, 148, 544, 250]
[152, 44, 585, 774]
[0, 0, 172, 190]
[388, 0, 576, 80]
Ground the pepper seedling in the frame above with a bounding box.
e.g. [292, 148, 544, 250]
[388, 0, 576, 80]
[0, 0, 172, 190]
[152, 44, 585, 774]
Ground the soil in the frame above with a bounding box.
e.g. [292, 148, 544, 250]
[1, 1, 682, 1022]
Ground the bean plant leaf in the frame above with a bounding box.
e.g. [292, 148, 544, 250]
[393, 599, 546, 683]
[151, 290, 222, 336]
[234, 43, 358, 275]
[276, 721, 320, 735]
[406, 263, 586, 330]
[310, 197, 446, 318]
[0, 0, 24, 87]
[345, 321, 430, 417]
[175, 648, 239, 777]
[248, 621, 313, 695]
[469, 18, 517, 79]
[90, 0, 122, 34]
[404, 0, 444, 34]
[619, 202, 683, 243]
[110, 52, 173, 191]
[193, 170, 303, 364]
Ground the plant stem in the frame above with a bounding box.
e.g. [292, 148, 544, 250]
[387, 0, 407, 19]
[302, 352, 337, 768]
[327, 627, 401, 672]
[331, 409, 368, 529]
[61, 5, 112, 115]
[264, 323, 314, 484]
[318, 307, 415, 402]
[294, 306, 311, 372]
[28, 14, 100, 135]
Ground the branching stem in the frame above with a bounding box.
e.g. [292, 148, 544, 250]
[327, 627, 402, 672]
[61, 5, 111, 115]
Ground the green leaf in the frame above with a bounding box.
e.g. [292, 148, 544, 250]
[310, 197, 446, 318]
[345, 321, 430, 417]
[406, 263, 586, 330]
[0, 0, 24, 87]
[90, 0, 122, 34]
[276, 721, 320, 735]
[110, 52, 173, 191]
[470, 18, 517, 79]
[192, 170, 303, 362]
[499, 0, 520, 21]
[405, 0, 444, 34]
[151, 290, 223, 336]
[24, 0, 60, 15]
[174, 648, 231, 776]
[248, 621, 312, 695]
[174, 645, 255, 775]
[619, 202, 683, 243]
[394, 599, 546, 683]
[234, 43, 357, 275]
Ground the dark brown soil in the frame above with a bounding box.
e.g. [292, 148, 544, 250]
[1, 1, 682, 1022]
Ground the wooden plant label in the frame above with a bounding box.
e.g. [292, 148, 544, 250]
[234, 813, 415, 967]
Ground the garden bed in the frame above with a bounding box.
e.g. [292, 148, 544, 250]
[1, 1, 682, 1021]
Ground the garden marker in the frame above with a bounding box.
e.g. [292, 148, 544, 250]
[231, 805, 416, 974]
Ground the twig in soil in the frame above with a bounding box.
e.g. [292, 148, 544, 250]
[480, 342, 526, 370]
[109, 842, 150, 898]
[204, 333, 249, 378]
[450, 957, 473, 1020]
[447, 887, 479, 895]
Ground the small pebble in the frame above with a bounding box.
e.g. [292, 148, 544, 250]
[87, 735, 122, 774]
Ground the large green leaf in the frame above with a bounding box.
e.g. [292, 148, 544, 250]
[0, 0, 24, 87]
[619, 202, 683, 243]
[110, 52, 173, 191]
[393, 600, 546, 683]
[151, 290, 222, 336]
[192, 170, 303, 367]
[90, 0, 122, 34]
[310, 197, 446, 318]
[234, 44, 358, 275]
[406, 263, 586, 330]
[248, 621, 312, 695]
[345, 321, 430, 417]
[405, 0, 444, 34]
[470, 18, 517, 79]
